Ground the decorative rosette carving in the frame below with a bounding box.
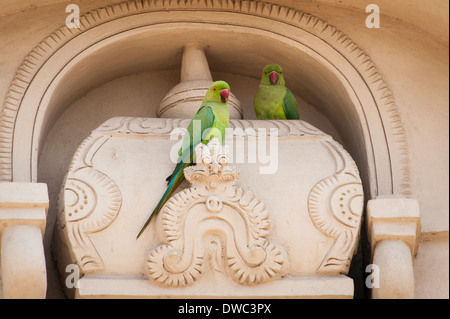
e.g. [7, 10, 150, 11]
[308, 140, 364, 275]
[58, 135, 122, 273]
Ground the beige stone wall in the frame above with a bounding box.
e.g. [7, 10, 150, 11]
[0, 0, 448, 298]
[415, 238, 449, 298]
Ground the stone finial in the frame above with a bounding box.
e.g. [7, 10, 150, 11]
[157, 44, 242, 119]
[180, 43, 213, 82]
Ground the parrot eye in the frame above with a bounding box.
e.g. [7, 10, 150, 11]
[213, 88, 217, 91]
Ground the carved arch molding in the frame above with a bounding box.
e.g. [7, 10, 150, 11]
[0, 0, 410, 198]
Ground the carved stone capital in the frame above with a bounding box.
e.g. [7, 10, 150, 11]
[0, 182, 48, 299]
[367, 197, 421, 299]
[367, 197, 420, 256]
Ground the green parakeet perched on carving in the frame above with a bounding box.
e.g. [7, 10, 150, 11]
[254, 64, 300, 120]
[137, 81, 231, 239]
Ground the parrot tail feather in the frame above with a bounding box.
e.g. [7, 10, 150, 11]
[136, 161, 189, 239]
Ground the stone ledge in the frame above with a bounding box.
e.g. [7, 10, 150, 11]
[0, 183, 49, 210]
[76, 275, 354, 299]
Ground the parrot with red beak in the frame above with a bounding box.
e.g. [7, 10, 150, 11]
[137, 81, 231, 239]
[254, 64, 300, 120]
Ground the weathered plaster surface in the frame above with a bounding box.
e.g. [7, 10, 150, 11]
[0, 0, 447, 298]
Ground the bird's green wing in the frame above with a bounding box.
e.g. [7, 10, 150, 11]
[137, 105, 215, 239]
[283, 89, 300, 120]
[179, 104, 215, 161]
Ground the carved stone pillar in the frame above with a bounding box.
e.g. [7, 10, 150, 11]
[0, 182, 48, 299]
[367, 197, 420, 299]
[157, 44, 242, 119]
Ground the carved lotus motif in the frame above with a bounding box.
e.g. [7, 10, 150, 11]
[184, 138, 240, 188]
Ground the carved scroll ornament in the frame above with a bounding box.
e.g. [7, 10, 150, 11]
[146, 138, 284, 287]
[58, 135, 122, 272]
[308, 140, 364, 275]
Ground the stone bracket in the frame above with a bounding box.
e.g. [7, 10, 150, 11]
[0, 182, 48, 299]
[368, 197, 420, 256]
[367, 197, 420, 298]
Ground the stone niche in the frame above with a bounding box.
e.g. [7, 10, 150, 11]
[55, 117, 363, 299]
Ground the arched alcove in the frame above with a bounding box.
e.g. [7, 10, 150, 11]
[0, 1, 411, 202]
[0, 0, 418, 299]
[0, 0, 411, 205]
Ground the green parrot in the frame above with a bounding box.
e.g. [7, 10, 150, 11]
[136, 80, 231, 239]
[254, 64, 300, 120]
